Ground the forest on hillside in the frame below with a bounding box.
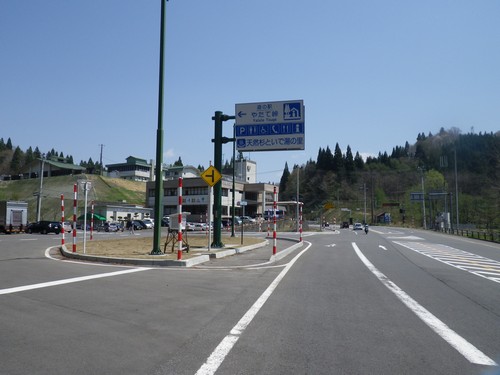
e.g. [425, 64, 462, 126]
[278, 128, 499, 231]
[0, 138, 102, 176]
[1, 128, 499, 231]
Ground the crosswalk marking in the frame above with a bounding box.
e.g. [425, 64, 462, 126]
[393, 242, 500, 284]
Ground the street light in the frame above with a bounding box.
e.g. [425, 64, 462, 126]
[151, 0, 167, 255]
[36, 153, 46, 222]
[418, 167, 427, 229]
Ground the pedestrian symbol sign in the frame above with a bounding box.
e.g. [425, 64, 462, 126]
[201, 166, 221, 187]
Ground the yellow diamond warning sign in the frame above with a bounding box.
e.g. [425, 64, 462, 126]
[201, 166, 222, 187]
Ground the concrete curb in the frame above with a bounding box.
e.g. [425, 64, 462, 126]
[269, 237, 304, 262]
[202, 239, 270, 259]
[60, 245, 210, 267]
[59, 237, 299, 267]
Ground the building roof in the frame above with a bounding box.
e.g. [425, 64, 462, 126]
[45, 159, 86, 171]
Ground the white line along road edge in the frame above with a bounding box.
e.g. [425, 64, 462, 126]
[195, 241, 312, 375]
[0, 268, 150, 295]
[352, 242, 497, 366]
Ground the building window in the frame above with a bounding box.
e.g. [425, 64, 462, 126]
[185, 187, 208, 196]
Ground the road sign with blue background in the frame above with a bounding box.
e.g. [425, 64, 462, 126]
[235, 100, 305, 152]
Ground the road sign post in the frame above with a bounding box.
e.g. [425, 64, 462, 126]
[201, 166, 222, 250]
[235, 100, 305, 152]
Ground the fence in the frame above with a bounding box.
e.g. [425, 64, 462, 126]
[436, 227, 500, 243]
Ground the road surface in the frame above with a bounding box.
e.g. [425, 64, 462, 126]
[1, 227, 499, 374]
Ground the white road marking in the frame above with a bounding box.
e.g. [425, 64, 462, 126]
[195, 242, 312, 375]
[0, 268, 150, 295]
[352, 242, 497, 366]
[394, 241, 500, 284]
[379, 245, 388, 251]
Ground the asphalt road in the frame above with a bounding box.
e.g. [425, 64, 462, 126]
[1, 227, 499, 375]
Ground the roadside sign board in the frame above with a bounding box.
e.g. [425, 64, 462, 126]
[235, 100, 305, 152]
[410, 192, 424, 202]
[324, 202, 334, 210]
[201, 166, 222, 187]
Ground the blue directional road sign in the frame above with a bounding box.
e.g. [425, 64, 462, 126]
[235, 100, 305, 152]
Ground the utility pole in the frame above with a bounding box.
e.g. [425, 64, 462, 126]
[98, 144, 104, 175]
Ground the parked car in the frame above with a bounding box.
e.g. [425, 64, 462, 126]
[353, 222, 364, 230]
[192, 222, 207, 231]
[185, 222, 196, 231]
[142, 218, 154, 229]
[241, 216, 256, 224]
[132, 220, 146, 230]
[97, 222, 122, 232]
[62, 221, 73, 233]
[161, 216, 170, 227]
[25, 221, 61, 234]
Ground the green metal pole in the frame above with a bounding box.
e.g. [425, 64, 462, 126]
[151, 0, 167, 254]
[231, 124, 235, 237]
[212, 111, 224, 247]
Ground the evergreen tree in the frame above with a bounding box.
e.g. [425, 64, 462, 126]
[174, 157, 183, 166]
[332, 143, 344, 175]
[279, 162, 290, 197]
[0, 138, 5, 151]
[10, 146, 23, 173]
[6, 138, 13, 150]
[24, 146, 34, 167]
[354, 152, 364, 170]
[345, 145, 355, 173]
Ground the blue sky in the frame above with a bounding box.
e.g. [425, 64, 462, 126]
[1, 0, 499, 183]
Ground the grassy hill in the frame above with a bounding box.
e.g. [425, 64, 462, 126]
[0, 174, 147, 222]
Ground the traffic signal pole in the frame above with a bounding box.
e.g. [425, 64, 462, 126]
[211, 111, 235, 247]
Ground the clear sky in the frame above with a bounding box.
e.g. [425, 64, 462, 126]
[1, 0, 499, 183]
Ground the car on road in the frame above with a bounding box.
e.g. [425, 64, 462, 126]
[25, 221, 62, 234]
[341, 222, 350, 229]
[353, 222, 364, 230]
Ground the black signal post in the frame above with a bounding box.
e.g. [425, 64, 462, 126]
[211, 111, 235, 247]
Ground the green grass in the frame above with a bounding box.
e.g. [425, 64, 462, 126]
[0, 175, 147, 222]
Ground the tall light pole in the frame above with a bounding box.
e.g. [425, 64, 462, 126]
[36, 153, 46, 222]
[296, 167, 300, 232]
[418, 167, 427, 229]
[363, 182, 367, 224]
[151, 0, 167, 254]
[454, 149, 459, 231]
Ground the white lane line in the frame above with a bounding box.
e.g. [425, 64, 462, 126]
[195, 241, 312, 375]
[0, 268, 150, 295]
[352, 242, 497, 366]
[379, 245, 387, 251]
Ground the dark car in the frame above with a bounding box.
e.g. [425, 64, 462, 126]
[132, 220, 146, 230]
[25, 221, 61, 234]
[341, 222, 350, 229]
